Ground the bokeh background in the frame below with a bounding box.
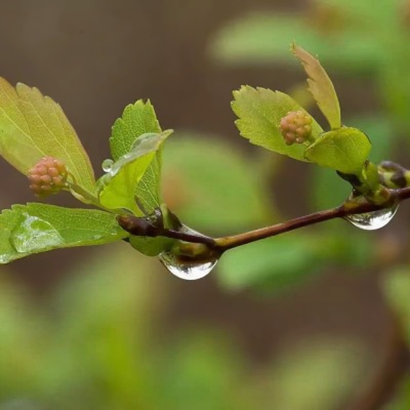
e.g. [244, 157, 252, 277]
[0, 0, 410, 409]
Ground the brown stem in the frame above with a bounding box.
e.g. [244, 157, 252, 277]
[213, 186, 410, 251]
[163, 229, 216, 247]
[214, 205, 344, 250]
[348, 320, 409, 410]
[118, 186, 410, 253]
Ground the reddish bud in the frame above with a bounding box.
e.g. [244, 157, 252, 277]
[28, 156, 68, 197]
[279, 110, 313, 145]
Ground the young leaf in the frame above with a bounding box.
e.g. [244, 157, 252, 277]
[304, 127, 371, 174]
[0, 78, 95, 193]
[0, 203, 127, 263]
[291, 44, 341, 129]
[109, 100, 164, 214]
[232, 86, 323, 161]
[109, 100, 162, 161]
[98, 131, 172, 215]
[135, 153, 163, 215]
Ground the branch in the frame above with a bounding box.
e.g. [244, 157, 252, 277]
[118, 186, 410, 253]
[117, 179, 410, 410]
[214, 186, 410, 251]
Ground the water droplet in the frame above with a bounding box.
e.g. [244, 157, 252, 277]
[345, 205, 399, 231]
[158, 251, 218, 280]
[11, 213, 64, 252]
[0, 254, 14, 263]
[102, 159, 114, 172]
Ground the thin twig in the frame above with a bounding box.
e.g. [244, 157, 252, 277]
[214, 186, 410, 252]
[119, 186, 410, 253]
[118, 185, 410, 410]
[162, 229, 216, 247]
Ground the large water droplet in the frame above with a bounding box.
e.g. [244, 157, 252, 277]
[345, 205, 399, 231]
[158, 251, 218, 280]
[102, 159, 114, 172]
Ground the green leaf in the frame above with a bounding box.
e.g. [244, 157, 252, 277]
[109, 100, 164, 214]
[98, 131, 172, 215]
[0, 78, 95, 193]
[346, 114, 395, 162]
[305, 127, 371, 174]
[135, 152, 163, 215]
[109, 100, 161, 161]
[162, 134, 273, 231]
[232, 86, 323, 161]
[291, 44, 341, 129]
[0, 203, 127, 263]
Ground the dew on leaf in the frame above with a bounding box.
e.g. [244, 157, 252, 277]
[158, 250, 218, 280]
[0, 254, 15, 263]
[102, 159, 114, 173]
[11, 213, 64, 252]
[345, 205, 399, 231]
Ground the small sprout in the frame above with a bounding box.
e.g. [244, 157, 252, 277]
[28, 156, 68, 198]
[279, 110, 313, 145]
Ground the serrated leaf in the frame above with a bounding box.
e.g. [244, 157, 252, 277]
[305, 127, 371, 174]
[0, 203, 127, 263]
[232, 86, 323, 161]
[98, 131, 172, 215]
[109, 100, 161, 161]
[292, 44, 341, 129]
[135, 152, 163, 214]
[109, 100, 164, 214]
[0, 78, 95, 193]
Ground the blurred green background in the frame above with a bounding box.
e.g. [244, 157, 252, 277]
[1, 0, 410, 409]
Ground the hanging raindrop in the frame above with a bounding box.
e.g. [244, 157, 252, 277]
[102, 159, 114, 172]
[345, 204, 399, 231]
[159, 250, 218, 280]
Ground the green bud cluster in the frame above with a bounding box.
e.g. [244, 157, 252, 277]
[28, 156, 68, 197]
[279, 110, 313, 145]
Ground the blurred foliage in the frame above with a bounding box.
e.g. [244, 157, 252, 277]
[3, 0, 410, 408]
[383, 269, 410, 409]
[162, 134, 273, 232]
[0, 245, 365, 409]
[210, 0, 400, 73]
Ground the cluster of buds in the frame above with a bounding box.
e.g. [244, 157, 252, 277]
[28, 156, 68, 198]
[279, 110, 313, 145]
